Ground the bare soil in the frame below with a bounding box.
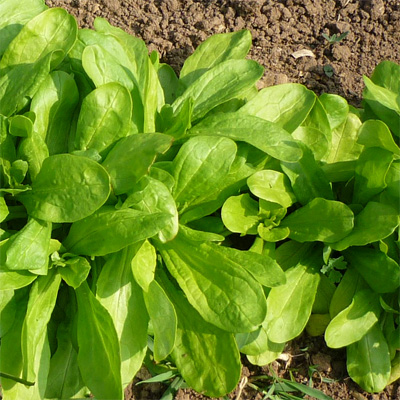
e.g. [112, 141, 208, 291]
[45, 0, 400, 106]
[43, 1, 400, 399]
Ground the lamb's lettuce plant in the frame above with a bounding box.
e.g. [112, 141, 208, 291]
[0, 1, 399, 399]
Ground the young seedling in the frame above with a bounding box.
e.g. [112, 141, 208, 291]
[322, 31, 349, 44]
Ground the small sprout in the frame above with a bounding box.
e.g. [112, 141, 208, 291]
[324, 64, 335, 78]
[322, 31, 349, 44]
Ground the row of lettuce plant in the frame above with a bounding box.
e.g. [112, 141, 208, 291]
[0, 1, 399, 398]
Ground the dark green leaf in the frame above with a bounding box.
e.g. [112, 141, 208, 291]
[20, 154, 111, 223]
[63, 206, 171, 256]
[156, 227, 267, 333]
[102, 133, 173, 195]
[158, 268, 241, 397]
[189, 113, 303, 162]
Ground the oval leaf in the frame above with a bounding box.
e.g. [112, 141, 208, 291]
[20, 154, 111, 223]
[63, 206, 171, 256]
[325, 289, 381, 348]
[280, 198, 354, 243]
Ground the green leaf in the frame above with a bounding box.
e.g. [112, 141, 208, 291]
[319, 93, 349, 130]
[246, 339, 285, 366]
[357, 120, 400, 156]
[180, 30, 252, 88]
[280, 198, 354, 243]
[31, 71, 79, 155]
[306, 313, 331, 337]
[0, 7, 77, 69]
[239, 83, 316, 132]
[0, 196, 9, 222]
[0, 268, 37, 291]
[312, 274, 336, 314]
[0, 0, 48, 56]
[179, 152, 256, 224]
[76, 281, 123, 400]
[144, 280, 177, 362]
[20, 154, 111, 223]
[258, 225, 290, 242]
[248, 170, 296, 208]
[301, 97, 331, 142]
[237, 317, 286, 363]
[0, 290, 50, 400]
[158, 268, 241, 397]
[389, 352, 400, 385]
[58, 256, 91, 289]
[363, 76, 400, 135]
[0, 289, 16, 337]
[265, 251, 321, 342]
[17, 129, 49, 181]
[369, 60, 400, 94]
[325, 289, 381, 348]
[344, 248, 400, 293]
[9, 115, 33, 137]
[131, 240, 156, 292]
[45, 318, 87, 399]
[331, 202, 399, 251]
[275, 241, 313, 271]
[214, 244, 286, 288]
[292, 126, 329, 161]
[221, 193, 260, 235]
[9, 159, 28, 185]
[156, 227, 267, 332]
[325, 113, 363, 164]
[172, 59, 263, 121]
[75, 82, 133, 156]
[21, 269, 61, 382]
[189, 112, 303, 162]
[329, 268, 369, 319]
[0, 52, 53, 117]
[63, 206, 171, 256]
[5, 217, 51, 271]
[102, 133, 173, 195]
[158, 64, 180, 104]
[96, 246, 149, 387]
[124, 176, 179, 243]
[385, 160, 400, 201]
[157, 99, 193, 139]
[282, 380, 334, 400]
[136, 370, 177, 385]
[93, 18, 162, 133]
[171, 136, 237, 212]
[347, 323, 391, 392]
[281, 144, 333, 205]
[81, 43, 135, 92]
[353, 147, 393, 205]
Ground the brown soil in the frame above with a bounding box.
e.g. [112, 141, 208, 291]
[42, 1, 400, 399]
[45, 0, 400, 106]
[123, 335, 400, 400]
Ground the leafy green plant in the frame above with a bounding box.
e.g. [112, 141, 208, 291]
[0, 1, 399, 399]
